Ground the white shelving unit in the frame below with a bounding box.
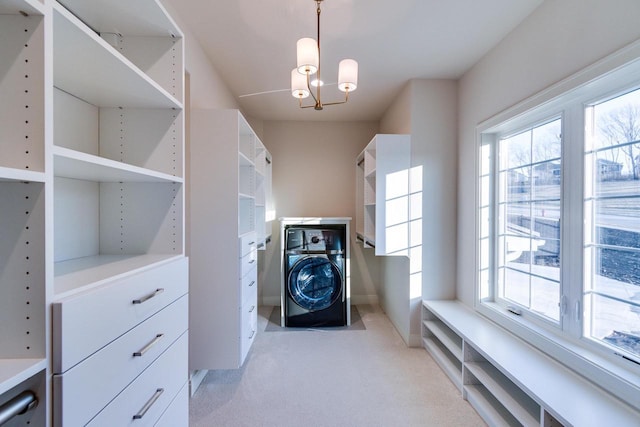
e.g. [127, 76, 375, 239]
[255, 140, 273, 250]
[0, 0, 188, 424]
[422, 300, 640, 427]
[355, 134, 410, 254]
[0, 1, 48, 424]
[190, 109, 271, 373]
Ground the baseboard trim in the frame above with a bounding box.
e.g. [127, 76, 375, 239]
[261, 296, 281, 306]
[350, 295, 380, 306]
[189, 369, 208, 396]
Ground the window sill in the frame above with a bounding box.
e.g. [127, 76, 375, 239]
[476, 301, 640, 412]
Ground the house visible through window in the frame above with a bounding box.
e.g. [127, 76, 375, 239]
[585, 88, 640, 359]
[478, 62, 640, 375]
[497, 119, 562, 322]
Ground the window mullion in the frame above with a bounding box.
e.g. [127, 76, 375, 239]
[560, 104, 584, 337]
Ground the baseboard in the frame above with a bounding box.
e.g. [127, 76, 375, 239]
[261, 295, 379, 307]
[408, 333, 423, 348]
[350, 294, 379, 306]
[261, 296, 281, 306]
[189, 369, 208, 396]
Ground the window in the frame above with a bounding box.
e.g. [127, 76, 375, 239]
[498, 119, 562, 323]
[585, 89, 640, 359]
[478, 57, 640, 380]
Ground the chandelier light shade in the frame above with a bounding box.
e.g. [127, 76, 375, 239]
[296, 38, 319, 75]
[338, 59, 358, 92]
[291, 0, 358, 110]
[291, 69, 310, 98]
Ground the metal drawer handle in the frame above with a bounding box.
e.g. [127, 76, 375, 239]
[249, 330, 255, 339]
[249, 305, 255, 313]
[249, 280, 256, 287]
[132, 288, 164, 305]
[133, 334, 164, 357]
[133, 388, 164, 420]
[248, 241, 255, 245]
[248, 259, 256, 264]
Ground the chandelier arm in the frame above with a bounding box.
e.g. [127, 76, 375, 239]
[318, 89, 349, 107]
[306, 71, 318, 104]
[316, 0, 322, 105]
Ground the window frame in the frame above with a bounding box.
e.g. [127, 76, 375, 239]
[473, 40, 640, 410]
[492, 115, 565, 328]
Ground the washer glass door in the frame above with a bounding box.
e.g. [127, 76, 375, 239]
[288, 256, 342, 311]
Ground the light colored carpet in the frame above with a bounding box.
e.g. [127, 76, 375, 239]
[189, 305, 486, 427]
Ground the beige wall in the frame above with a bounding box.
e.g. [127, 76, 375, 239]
[457, 0, 640, 306]
[378, 79, 458, 345]
[259, 120, 380, 305]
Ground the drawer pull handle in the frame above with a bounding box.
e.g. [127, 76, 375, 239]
[249, 259, 256, 264]
[132, 288, 164, 305]
[248, 241, 255, 245]
[133, 334, 164, 357]
[133, 388, 164, 420]
[249, 305, 256, 313]
[249, 280, 256, 287]
[249, 330, 255, 339]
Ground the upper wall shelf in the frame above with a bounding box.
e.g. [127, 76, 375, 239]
[0, 166, 45, 183]
[53, 3, 181, 109]
[57, 0, 181, 37]
[53, 146, 183, 183]
[0, 0, 44, 15]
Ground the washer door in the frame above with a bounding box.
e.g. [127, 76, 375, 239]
[288, 256, 342, 311]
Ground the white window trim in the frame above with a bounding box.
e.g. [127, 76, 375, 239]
[474, 39, 640, 411]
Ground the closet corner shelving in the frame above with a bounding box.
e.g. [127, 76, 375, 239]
[1, 0, 188, 424]
[355, 134, 410, 254]
[190, 109, 272, 373]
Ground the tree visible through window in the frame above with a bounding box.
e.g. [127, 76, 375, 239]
[585, 88, 640, 358]
[497, 119, 562, 322]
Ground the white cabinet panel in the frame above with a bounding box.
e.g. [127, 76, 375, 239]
[52, 257, 188, 373]
[190, 110, 265, 372]
[154, 383, 188, 427]
[53, 296, 188, 426]
[239, 232, 257, 257]
[86, 333, 188, 427]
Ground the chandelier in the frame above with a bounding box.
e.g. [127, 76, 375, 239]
[291, 0, 358, 110]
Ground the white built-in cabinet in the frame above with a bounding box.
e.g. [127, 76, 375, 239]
[0, 1, 47, 425]
[355, 134, 411, 255]
[189, 109, 272, 372]
[423, 300, 640, 427]
[0, 0, 188, 425]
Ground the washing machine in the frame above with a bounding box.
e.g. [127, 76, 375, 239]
[283, 224, 348, 327]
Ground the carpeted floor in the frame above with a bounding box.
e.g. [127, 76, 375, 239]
[264, 305, 366, 331]
[189, 305, 486, 427]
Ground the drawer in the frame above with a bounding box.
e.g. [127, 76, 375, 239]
[154, 382, 188, 427]
[86, 332, 188, 427]
[53, 257, 188, 373]
[239, 248, 257, 279]
[241, 267, 257, 305]
[240, 300, 258, 363]
[53, 296, 188, 427]
[239, 232, 257, 257]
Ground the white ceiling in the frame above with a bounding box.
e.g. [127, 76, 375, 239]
[166, 0, 543, 122]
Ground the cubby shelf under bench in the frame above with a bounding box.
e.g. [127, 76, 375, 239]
[422, 300, 640, 427]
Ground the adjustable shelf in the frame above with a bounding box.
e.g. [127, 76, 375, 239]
[0, 2, 46, 424]
[54, 254, 183, 298]
[53, 3, 181, 109]
[53, 146, 182, 183]
[0, 359, 46, 398]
